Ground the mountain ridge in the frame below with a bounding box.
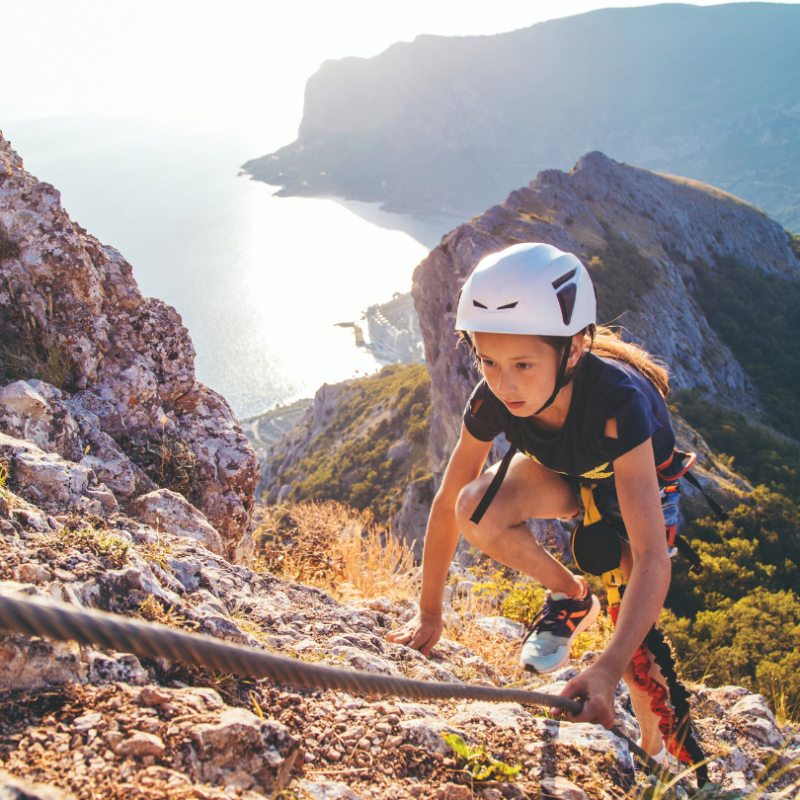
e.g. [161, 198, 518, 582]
[244, 2, 800, 231]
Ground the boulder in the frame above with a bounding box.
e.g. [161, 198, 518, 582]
[187, 708, 300, 794]
[0, 629, 84, 691]
[473, 615, 525, 639]
[129, 488, 224, 555]
[398, 717, 466, 756]
[449, 702, 533, 731]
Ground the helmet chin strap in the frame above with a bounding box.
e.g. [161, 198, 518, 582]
[533, 341, 573, 415]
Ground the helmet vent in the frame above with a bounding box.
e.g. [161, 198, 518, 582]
[557, 283, 577, 326]
[552, 268, 577, 290]
[497, 301, 518, 310]
[473, 299, 488, 309]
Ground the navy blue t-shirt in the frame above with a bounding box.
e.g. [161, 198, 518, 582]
[462, 352, 675, 486]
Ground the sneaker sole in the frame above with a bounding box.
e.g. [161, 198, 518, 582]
[522, 594, 601, 675]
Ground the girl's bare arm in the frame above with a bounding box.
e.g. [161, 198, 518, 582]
[386, 426, 492, 655]
[562, 436, 671, 726]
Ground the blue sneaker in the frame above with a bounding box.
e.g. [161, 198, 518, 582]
[519, 578, 601, 674]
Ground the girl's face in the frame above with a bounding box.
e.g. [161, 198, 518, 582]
[472, 331, 564, 417]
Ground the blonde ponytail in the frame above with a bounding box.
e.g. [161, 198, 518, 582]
[590, 325, 670, 397]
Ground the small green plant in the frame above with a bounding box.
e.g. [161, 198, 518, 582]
[442, 733, 521, 782]
[44, 526, 130, 568]
[137, 594, 186, 627]
[139, 539, 173, 572]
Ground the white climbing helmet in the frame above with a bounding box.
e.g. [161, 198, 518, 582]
[455, 242, 596, 337]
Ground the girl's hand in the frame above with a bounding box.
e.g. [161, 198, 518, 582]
[556, 662, 617, 729]
[386, 610, 443, 657]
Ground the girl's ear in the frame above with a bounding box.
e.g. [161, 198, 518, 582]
[568, 331, 585, 367]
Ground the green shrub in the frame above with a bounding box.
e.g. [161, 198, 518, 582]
[662, 589, 800, 720]
[667, 487, 800, 616]
[286, 363, 431, 520]
[690, 255, 800, 439]
[583, 226, 657, 323]
[670, 390, 800, 503]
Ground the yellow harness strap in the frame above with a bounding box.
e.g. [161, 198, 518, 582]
[580, 483, 626, 611]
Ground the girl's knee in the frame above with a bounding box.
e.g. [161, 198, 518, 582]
[455, 481, 482, 530]
[455, 481, 499, 548]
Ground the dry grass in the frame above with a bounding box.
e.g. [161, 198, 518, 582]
[136, 594, 188, 628]
[254, 501, 614, 681]
[254, 500, 416, 605]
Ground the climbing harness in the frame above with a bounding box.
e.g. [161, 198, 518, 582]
[0, 589, 679, 782]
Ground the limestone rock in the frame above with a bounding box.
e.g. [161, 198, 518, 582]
[18, 563, 52, 584]
[129, 488, 223, 555]
[0, 432, 105, 514]
[539, 777, 589, 800]
[398, 717, 465, 756]
[472, 616, 524, 640]
[436, 784, 473, 800]
[298, 779, 367, 800]
[86, 650, 148, 685]
[532, 718, 633, 772]
[0, 132, 257, 549]
[0, 381, 82, 463]
[0, 769, 76, 799]
[449, 702, 532, 731]
[113, 732, 166, 758]
[731, 694, 784, 747]
[187, 708, 300, 793]
[0, 629, 83, 690]
[391, 476, 434, 560]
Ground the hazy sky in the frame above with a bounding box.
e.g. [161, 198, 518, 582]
[3, 1, 796, 152]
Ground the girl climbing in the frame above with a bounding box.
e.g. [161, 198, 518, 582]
[387, 242, 705, 775]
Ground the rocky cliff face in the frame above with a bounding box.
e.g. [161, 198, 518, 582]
[412, 151, 799, 494]
[244, 3, 800, 231]
[0, 132, 258, 554]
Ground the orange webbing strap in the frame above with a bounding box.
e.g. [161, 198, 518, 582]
[630, 640, 692, 762]
[603, 574, 708, 786]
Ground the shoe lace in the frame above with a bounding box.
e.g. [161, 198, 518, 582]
[522, 596, 575, 639]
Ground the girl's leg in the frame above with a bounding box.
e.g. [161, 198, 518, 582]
[625, 660, 665, 757]
[455, 453, 581, 596]
[456, 454, 600, 674]
[619, 539, 669, 758]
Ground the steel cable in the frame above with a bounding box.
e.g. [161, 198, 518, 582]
[0, 591, 672, 779]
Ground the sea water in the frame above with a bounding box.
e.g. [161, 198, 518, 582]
[2, 115, 452, 418]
